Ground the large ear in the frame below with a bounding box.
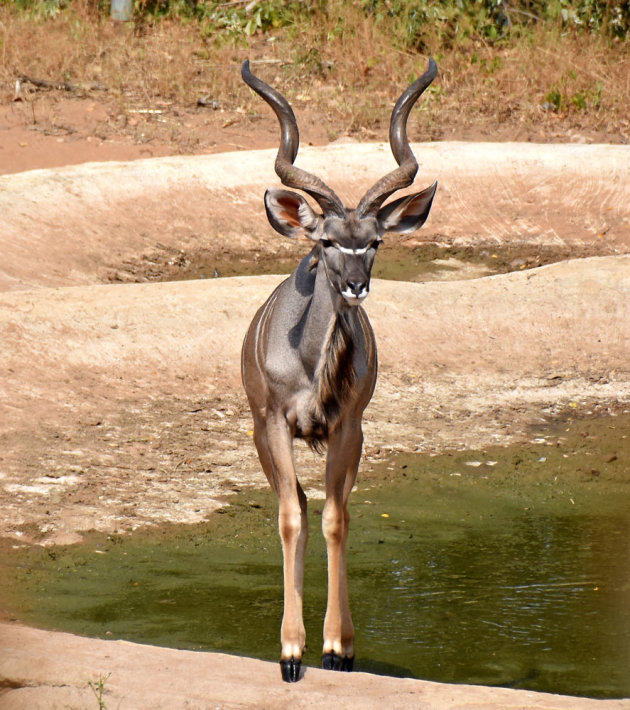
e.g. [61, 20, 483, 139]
[377, 181, 438, 234]
[264, 188, 322, 239]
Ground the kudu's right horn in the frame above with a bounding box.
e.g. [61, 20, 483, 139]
[241, 60, 345, 218]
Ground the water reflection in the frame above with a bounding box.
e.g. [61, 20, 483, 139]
[349, 507, 629, 698]
[2, 436, 629, 699]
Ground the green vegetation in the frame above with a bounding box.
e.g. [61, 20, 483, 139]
[360, 0, 630, 45]
[1, 0, 628, 143]
[87, 672, 111, 710]
[4, 0, 628, 42]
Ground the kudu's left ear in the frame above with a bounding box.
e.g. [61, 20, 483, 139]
[377, 181, 438, 234]
[264, 188, 322, 239]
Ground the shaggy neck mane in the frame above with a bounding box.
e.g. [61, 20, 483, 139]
[307, 311, 356, 452]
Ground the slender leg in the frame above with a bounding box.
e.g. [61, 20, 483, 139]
[321, 418, 363, 671]
[253, 413, 308, 682]
[278, 478, 308, 681]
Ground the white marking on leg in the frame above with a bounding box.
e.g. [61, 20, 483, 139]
[323, 637, 343, 654]
[282, 641, 304, 659]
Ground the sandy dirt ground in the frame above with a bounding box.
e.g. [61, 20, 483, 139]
[0, 139, 629, 707]
[2, 622, 630, 710]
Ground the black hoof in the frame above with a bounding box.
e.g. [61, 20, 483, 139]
[280, 657, 301, 683]
[321, 651, 354, 672]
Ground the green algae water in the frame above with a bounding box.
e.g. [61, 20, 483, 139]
[1, 415, 629, 698]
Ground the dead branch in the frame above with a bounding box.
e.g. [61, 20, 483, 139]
[17, 75, 77, 92]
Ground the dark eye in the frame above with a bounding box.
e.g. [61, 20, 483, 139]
[372, 240, 381, 251]
[321, 239, 334, 249]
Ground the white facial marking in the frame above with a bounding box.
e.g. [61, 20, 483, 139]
[337, 244, 369, 255]
[342, 287, 369, 303]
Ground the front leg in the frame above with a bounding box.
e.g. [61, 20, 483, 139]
[278, 478, 308, 682]
[254, 413, 308, 682]
[321, 418, 363, 671]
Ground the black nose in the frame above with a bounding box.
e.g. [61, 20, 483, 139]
[347, 281, 366, 296]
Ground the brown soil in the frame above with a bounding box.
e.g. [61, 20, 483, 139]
[0, 92, 281, 175]
[2, 76, 628, 179]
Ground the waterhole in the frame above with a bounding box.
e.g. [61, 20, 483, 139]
[111, 241, 616, 284]
[1, 415, 628, 698]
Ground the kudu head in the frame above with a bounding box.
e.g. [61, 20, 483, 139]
[242, 59, 438, 306]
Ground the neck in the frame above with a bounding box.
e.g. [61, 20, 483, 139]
[310, 259, 358, 432]
[297, 250, 343, 373]
[289, 248, 360, 438]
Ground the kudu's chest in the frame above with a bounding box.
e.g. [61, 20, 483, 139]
[256, 274, 376, 447]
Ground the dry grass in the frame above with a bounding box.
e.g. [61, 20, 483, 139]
[268, 3, 630, 141]
[0, 1, 628, 145]
[1, 6, 230, 102]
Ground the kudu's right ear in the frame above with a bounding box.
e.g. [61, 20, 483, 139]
[264, 189, 322, 239]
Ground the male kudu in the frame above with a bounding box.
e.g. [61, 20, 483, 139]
[240, 59, 438, 682]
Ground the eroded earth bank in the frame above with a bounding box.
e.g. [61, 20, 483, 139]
[0, 143, 629, 708]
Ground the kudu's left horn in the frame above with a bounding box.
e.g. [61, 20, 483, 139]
[357, 58, 438, 217]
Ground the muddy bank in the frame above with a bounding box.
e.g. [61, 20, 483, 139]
[1, 256, 628, 547]
[3, 623, 628, 710]
[111, 239, 618, 285]
[0, 143, 628, 292]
